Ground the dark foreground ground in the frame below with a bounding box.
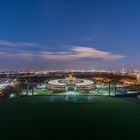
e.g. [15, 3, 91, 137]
[0, 96, 140, 140]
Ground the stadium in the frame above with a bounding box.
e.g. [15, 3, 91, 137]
[46, 74, 97, 93]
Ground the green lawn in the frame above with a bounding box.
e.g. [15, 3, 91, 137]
[90, 86, 115, 95]
[33, 88, 52, 94]
[0, 96, 140, 140]
[33, 86, 114, 95]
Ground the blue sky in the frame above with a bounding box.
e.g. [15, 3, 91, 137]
[0, 0, 140, 70]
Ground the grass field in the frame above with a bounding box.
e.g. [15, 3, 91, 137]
[33, 86, 115, 95]
[0, 96, 140, 140]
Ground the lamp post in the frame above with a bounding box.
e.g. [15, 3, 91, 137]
[108, 83, 111, 96]
[26, 84, 29, 96]
[114, 83, 117, 95]
[32, 83, 34, 96]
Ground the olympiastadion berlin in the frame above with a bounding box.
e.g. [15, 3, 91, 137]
[46, 75, 97, 93]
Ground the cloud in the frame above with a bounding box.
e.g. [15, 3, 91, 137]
[40, 46, 125, 61]
[19, 42, 40, 47]
[0, 52, 33, 59]
[0, 40, 18, 47]
[0, 46, 125, 61]
[71, 46, 125, 60]
[0, 39, 40, 48]
[0, 44, 125, 70]
[1, 39, 123, 61]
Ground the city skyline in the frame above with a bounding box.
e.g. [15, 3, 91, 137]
[0, 0, 140, 70]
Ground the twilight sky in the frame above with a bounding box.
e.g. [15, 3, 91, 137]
[0, 0, 140, 70]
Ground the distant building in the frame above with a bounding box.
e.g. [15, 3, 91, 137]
[136, 73, 140, 82]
